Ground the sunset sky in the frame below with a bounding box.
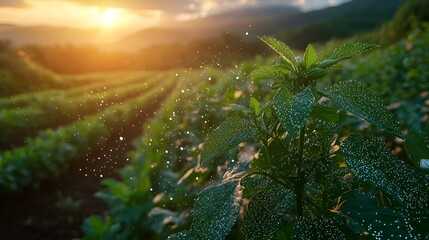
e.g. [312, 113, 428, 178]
[0, 0, 350, 34]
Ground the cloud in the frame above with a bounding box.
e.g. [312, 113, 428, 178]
[66, 0, 197, 13]
[0, 0, 29, 7]
[0, 0, 351, 29]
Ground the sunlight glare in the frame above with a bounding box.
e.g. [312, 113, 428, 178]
[101, 8, 122, 26]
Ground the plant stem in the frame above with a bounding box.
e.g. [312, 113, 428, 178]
[295, 127, 306, 217]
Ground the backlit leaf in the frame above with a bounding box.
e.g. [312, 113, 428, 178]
[304, 44, 318, 68]
[259, 36, 297, 70]
[201, 117, 256, 167]
[250, 65, 289, 81]
[243, 188, 295, 240]
[249, 97, 261, 116]
[191, 180, 242, 240]
[323, 81, 402, 137]
[273, 87, 314, 138]
[327, 43, 376, 62]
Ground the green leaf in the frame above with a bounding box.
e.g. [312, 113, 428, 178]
[191, 180, 242, 240]
[327, 43, 376, 62]
[249, 97, 261, 116]
[243, 188, 295, 240]
[82, 216, 108, 239]
[304, 44, 318, 68]
[405, 131, 429, 168]
[168, 231, 198, 240]
[341, 191, 418, 239]
[293, 216, 346, 240]
[229, 104, 250, 114]
[101, 179, 131, 202]
[259, 36, 297, 70]
[240, 174, 273, 198]
[273, 87, 314, 138]
[323, 81, 403, 137]
[340, 134, 429, 210]
[250, 65, 289, 81]
[148, 208, 182, 234]
[201, 117, 256, 167]
[309, 105, 340, 123]
[306, 68, 327, 81]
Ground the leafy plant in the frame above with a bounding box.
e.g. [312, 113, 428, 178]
[55, 191, 83, 212]
[170, 37, 429, 239]
[0, 78, 175, 193]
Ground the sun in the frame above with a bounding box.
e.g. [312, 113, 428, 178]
[101, 8, 122, 26]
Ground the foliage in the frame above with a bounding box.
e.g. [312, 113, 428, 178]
[379, 0, 429, 44]
[0, 72, 165, 148]
[23, 34, 262, 74]
[171, 37, 429, 239]
[331, 26, 429, 133]
[0, 77, 175, 193]
[281, 0, 402, 50]
[82, 69, 233, 239]
[0, 44, 69, 96]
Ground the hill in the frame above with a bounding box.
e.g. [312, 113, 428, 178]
[0, 24, 111, 46]
[115, 0, 402, 51]
[0, 0, 402, 51]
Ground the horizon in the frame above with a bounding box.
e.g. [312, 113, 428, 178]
[0, 0, 351, 37]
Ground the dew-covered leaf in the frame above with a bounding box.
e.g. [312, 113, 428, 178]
[306, 68, 327, 81]
[168, 231, 198, 240]
[148, 208, 183, 233]
[304, 44, 318, 68]
[249, 97, 261, 116]
[309, 105, 340, 123]
[293, 216, 346, 240]
[405, 131, 429, 168]
[340, 134, 429, 210]
[326, 43, 376, 62]
[250, 65, 289, 81]
[201, 117, 256, 167]
[273, 87, 314, 138]
[340, 191, 418, 239]
[255, 139, 289, 172]
[229, 104, 250, 114]
[191, 180, 242, 240]
[243, 188, 295, 240]
[323, 81, 402, 137]
[259, 36, 297, 70]
[240, 174, 273, 198]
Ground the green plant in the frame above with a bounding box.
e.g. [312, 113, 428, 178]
[170, 37, 429, 239]
[82, 69, 232, 240]
[0, 77, 175, 193]
[55, 191, 83, 213]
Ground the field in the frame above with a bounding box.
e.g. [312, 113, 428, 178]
[1, 1, 429, 239]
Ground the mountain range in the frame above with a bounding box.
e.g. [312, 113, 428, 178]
[0, 0, 402, 51]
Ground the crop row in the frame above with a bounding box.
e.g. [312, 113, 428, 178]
[0, 73, 177, 193]
[0, 71, 155, 109]
[82, 67, 260, 239]
[0, 72, 169, 147]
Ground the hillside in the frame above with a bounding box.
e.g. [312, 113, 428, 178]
[0, 0, 402, 51]
[115, 0, 402, 50]
[0, 24, 111, 46]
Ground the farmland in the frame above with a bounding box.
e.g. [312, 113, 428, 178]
[1, 0, 429, 239]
